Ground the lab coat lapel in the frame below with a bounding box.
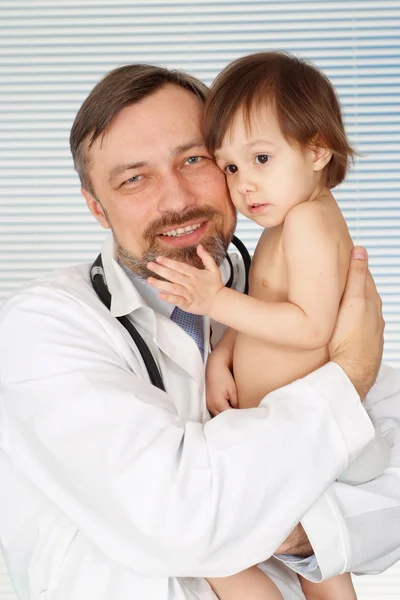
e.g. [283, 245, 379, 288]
[100, 233, 212, 386]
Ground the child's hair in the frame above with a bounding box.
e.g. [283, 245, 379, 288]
[204, 51, 355, 189]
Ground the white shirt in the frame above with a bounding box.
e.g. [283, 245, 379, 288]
[119, 263, 176, 319]
[0, 234, 399, 600]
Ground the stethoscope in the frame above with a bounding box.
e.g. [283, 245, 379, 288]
[91, 235, 251, 392]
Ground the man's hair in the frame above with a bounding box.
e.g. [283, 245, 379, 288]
[70, 64, 209, 195]
[204, 51, 355, 188]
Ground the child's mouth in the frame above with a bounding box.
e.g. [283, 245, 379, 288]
[249, 203, 269, 214]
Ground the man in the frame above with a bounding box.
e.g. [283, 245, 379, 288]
[0, 64, 398, 600]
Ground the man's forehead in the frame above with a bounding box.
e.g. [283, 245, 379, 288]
[118, 84, 203, 120]
[105, 95, 202, 144]
[87, 86, 206, 174]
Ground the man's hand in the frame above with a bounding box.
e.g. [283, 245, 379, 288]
[275, 524, 313, 557]
[329, 246, 384, 400]
[146, 245, 224, 315]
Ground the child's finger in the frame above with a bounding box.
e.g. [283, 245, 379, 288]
[206, 400, 220, 417]
[216, 396, 232, 413]
[147, 262, 188, 286]
[147, 277, 187, 298]
[228, 384, 238, 408]
[207, 395, 231, 416]
[155, 255, 194, 275]
[197, 244, 220, 273]
[158, 292, 188, 309]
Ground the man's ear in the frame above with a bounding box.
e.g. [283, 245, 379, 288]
[81, 188, 110, 229]
[309, 137, 333, 173]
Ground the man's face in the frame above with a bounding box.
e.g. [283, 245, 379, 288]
[82, 84, 237, 278]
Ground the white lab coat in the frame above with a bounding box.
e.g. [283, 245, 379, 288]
[0, 234, 399, 600]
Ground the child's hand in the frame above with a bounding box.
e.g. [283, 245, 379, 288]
[206, 360, 238, 416]
[147, 244, 224, 315]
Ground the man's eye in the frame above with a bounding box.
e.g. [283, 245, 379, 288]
[186, 156, 202, 165]
[225, 164, 238, 175]
[125, 174, 142, 184]
[255, 154, 270, 165]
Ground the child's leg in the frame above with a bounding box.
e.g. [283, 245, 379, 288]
[207, 566, 283, 599]
[300, 572, 357, 600]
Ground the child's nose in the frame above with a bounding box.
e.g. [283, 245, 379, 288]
[237, 177, 257, 195]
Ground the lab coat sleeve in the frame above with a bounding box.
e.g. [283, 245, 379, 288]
[293, 364, 400, 581]
[0, 286, 375, 579]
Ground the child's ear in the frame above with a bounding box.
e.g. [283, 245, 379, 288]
[309, 137, 333, 172]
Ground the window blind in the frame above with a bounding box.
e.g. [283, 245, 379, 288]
[0, 1, 399, 598]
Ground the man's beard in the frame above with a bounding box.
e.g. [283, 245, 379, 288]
[114, 206, 236, 280]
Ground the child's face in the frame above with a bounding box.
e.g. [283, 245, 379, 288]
[214, 104, 323, 228]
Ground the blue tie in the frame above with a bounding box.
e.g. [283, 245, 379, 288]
[171, 307, 204, 358]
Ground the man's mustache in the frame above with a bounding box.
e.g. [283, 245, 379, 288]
[143, 206, 220, 240]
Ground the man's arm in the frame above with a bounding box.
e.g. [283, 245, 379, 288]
[0, 276, 374, 579]
[298, 363, 400, 582]
[277, 247, 392, 577]
[328, 247, 384, 400]
[276, 524, 313, 557]
[210, 325, 237, 367]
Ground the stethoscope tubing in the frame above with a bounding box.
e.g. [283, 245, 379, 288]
[90, 236, 251, 392]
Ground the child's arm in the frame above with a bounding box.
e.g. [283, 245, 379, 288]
[211, 326, 237, 368]
[206, 327, 238, 415]
[147, 203, 343, 350]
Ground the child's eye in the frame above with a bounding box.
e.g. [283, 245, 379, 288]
[225, 164, 238, 175]
[255, 154, 270, 165]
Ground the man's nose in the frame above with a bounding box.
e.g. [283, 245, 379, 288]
[158, 172, 196, 213]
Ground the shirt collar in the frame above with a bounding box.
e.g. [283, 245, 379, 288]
[119, 262, 175, 318]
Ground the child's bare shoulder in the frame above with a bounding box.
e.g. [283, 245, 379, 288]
[285, 198, 351, 246]
[283, 200, 332, 233]
[282, 200, 346, 258]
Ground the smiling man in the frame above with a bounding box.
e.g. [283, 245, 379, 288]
[0, 64, 399, 600]
[74, 70, 236, 279]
